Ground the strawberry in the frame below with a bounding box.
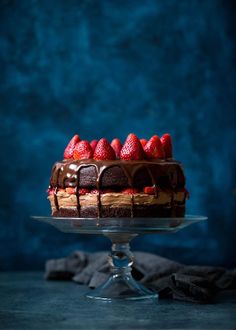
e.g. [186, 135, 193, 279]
[120, 133, 144, 160]
[90, 189, 100, 194]
[79, 188, 90, 195]
[47, 187, 55, 195]
[93, 138, 116, 160]
[64, 134, 80, 159]
[143, 186, 157, 194]
[90, 189, 113, 194]
[144, 135, 165, 159]
[65, 187, 76, 194]
[160, 133, 173, 158]
[111, 138, 122, 158]
[73, 140, 93, 160]
[122, 188, 139, 194]
[66, 187, 90, 195]
[90, 140, 98, 151]
[140, 139, 147, 147]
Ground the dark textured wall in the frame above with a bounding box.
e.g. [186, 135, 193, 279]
[0, 0, 236, 270]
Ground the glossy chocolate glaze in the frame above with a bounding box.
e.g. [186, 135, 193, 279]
[49, 159, 186, 218]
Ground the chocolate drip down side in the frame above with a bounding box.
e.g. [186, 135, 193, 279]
[49, 159, 187, 218]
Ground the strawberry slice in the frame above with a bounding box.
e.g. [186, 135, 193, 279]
[79, 188, 90, 195]
[73, 140, 93, 160]
[120, 133, 144, 160]
[144, 186, 156, 194]
[144, 135, 165, 159]
[90, 189, 114, 194]
[65, 187, 76, 194]
[90, 140, 98, 151]
[140, 139, 147, 147]
[160, 134, 173, 158]
[66, 187, 90, 195]
[122, 188, 139, 194]
[64, 134, 80, 159]
[90, 189, 100, 194]
[93, 138, 116, 160]
[47, 187, 55, 195]
[111, 138, 122, 158]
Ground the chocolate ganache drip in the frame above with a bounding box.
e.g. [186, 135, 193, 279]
[49, 159, 186, 217]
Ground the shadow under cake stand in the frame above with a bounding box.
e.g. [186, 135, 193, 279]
[32, 215, 207, 301]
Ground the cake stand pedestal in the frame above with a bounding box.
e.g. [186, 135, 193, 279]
[32, 215, 207, 301]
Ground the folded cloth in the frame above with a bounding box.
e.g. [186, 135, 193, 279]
[45, 251, 236, 303]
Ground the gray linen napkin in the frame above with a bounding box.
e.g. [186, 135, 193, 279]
[45, 251, 236, 303]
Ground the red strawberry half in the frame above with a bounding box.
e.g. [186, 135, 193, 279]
[90, 189, 113, 194]
[90, 140, 98, 151]
[122, 188, 139, 194]
[79, 188, 90, 195]
[47, 187, 55, 195]
[90, 189, 100, 194]
[144, 135, 165, 159]
[93, 138, 116, 160]
[66, 187, 90, 195]
[64, 134, 80, 159]
[120, 133, 144, 160]
[111, 138, 122, 158]
[160, 134, 173, 158]
[143, 186, 157, 194]
[65, 187, 76, 194]
[73, 140, 93, 160]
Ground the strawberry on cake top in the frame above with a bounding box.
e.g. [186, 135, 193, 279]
[48, 133, 189, 218]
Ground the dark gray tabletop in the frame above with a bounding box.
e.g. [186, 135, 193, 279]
[0, 272, 235, 330]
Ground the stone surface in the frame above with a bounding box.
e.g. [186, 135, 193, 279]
[0, 272, 236, 330]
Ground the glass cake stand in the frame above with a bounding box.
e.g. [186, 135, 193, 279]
[32, 215, 207, 301]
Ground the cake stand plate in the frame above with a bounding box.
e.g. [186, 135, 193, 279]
[32, 215, 207, 301]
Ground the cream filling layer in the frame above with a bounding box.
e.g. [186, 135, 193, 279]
[48, 191, 186, 209]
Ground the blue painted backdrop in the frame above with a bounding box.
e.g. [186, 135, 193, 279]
[0, 0, 236, 270]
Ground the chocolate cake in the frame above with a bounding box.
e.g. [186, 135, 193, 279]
[47, 133, 189, 218]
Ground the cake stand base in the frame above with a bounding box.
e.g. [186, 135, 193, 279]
[85, 233, 158, 301]
[86, 274, 158, 301]
[32, 215, 207, 301]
